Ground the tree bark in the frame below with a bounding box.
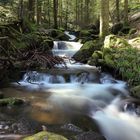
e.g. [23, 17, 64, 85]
[28, 0, 35, 22]
[116, 0, 120, 22]
[53, 0, 58, 29]
[99, 0, 109, 39]
[36, 0, 42, 25]
[124, 0, 128, 24]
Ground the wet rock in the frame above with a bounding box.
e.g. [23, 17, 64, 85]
[61, 123, 83, 133]
[0, 98, 24, 106]
[23, 131, 68, 140]
[71, 131, 106, 140]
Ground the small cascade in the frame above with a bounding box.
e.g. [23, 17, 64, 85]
[52, 41, 82, 57]
[64, 31, 76, 41]
[21, 71, 65, 84]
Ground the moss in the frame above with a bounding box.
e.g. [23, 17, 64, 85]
[73, 40, 103, 63]
[88, 51, 103, 66]
[23, 131, 68, 140]
[104, 34, 131, 48]
[79, 30, 91, 37]
[131, 85, 140, 98]
[101, 35, 140, 86]
[0, 98, 24, 106]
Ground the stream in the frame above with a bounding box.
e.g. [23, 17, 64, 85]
[1, 32, 140, 140]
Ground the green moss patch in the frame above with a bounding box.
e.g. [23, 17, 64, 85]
[73, 40, 103, 63]
[0, 98, 24, 106]
[23, 131, 68, 140]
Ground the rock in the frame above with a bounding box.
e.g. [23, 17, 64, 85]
[0, 98, 24, 106]
[73, 40, 103, 63]
[23, 131, 68, 140]
[103, 35, 140, 85]
[38, 29, 70, 41]
[111, 22, 123, 35]
[104, 34, 131, 49]
[129, 36, 140, 49]
[71, 131, 106, 140]
[88, 51, 103, 66]
[131, 85, 140, 98]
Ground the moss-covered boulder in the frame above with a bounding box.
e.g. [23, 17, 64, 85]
[76, 29, 99, 43]
[88, 51, 103, 66]
[73, 40, 103, 63]
[131, 85, 140, 98]
[104, 34, 131, 48]
[23, 131, 68, 140]
[0, 98, 24, 106]
[101, 35, 140, 86]
[39, 29, 70, 41]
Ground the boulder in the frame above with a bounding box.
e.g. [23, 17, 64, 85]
[38, 29, 70, 41]
[71, 131, 106, 140]
[88, 51, 103, 66]
[111, 22, 123, 35]
[23, 131, 68, 140]
[0, 98, 24, 106]
[131, 85, 140, 98]
[73, 40, 103, 63]
[102, 35, 140, 85]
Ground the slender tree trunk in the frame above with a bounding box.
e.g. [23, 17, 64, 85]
[85, 0, 90, 24]
[65, 0, 69, 29]
[48, 0, 51, 28]
[36, 0, 42, 25]
[28, 0, 35, 22]
[99, 0, 109, 39]
[18, 0, 23, 20]
[59, 0, 63, 28]
[124, 0, 128, 24]
[116, 0, 120, 22]
[53, 0, 58, 29]
[75, 0, 78, 28]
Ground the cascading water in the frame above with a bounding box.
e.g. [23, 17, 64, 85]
[13, 32, 140, 140]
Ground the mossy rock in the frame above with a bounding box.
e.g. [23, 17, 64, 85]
[101, 35, 140, 86]
[131, 85, 140, 98]
[0, 98, 24, 106]
[79, 30, 91, 37]
[88, 51, 103, 66]
[73, 40, 103, 63]
[23, 131, 68, 140]
[44, 29, 70, 41]
[104, 34, 131, 49]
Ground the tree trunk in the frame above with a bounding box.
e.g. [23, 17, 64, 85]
[85, 0, 90, 24]
[99, 0, 109, 39]
[28, 0, 35, 22]
[116, 0, 120, 22]
[124, 0, 128, 24]
[18, 0, 23, 20]
[53, 0, 58, 29]
[36, 0, 42, 25]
